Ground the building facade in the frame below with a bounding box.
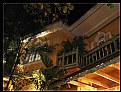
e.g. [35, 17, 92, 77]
[14, 4, 120, 91]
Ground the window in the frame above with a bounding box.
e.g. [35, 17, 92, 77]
[91, 32, 111, 49]
[96, 32, 105, 46]
[99, 40, 104, 45]
[29, 53, 35, 62]
[35, 53, 41, 61]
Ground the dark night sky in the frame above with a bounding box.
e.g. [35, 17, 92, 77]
[67, 4, 96, 26]
[4, 4, 96, 37]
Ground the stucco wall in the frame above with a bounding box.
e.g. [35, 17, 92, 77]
[19, 28, 74, 73]
[20, 16, 119, 74]
[47, 29, 74, 65]
[46, 16, 120, 75]
[84, 17, 120, 51]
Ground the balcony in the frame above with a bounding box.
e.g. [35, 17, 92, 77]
[56, 34, 120, 70]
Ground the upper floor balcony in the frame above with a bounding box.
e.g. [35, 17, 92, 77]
[18, 34, 119, 74]
[56, 34, 120, 71]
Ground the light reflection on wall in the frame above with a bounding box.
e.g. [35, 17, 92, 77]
[23, 27, 62, 43]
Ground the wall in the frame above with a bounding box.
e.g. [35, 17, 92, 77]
[20, 16, 119, 75]
[46, 29, 74, 65]
[14, 60, 46, 74]
[20, 28, 74, 72]
[84, 17, 120, 51]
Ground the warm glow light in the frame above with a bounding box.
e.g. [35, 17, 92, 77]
[22, 27, 62, 43]
[69, 80, 120, 91]
[35, 30, 51, 38]
[23, 37, 31, 43]
[3, 77, 9, 81]
[32, 74, 39, 78]
[31, 88, 38, 91]
[68, 80, 97, 91]
[20, 83, 38, 91]
[3, 60, 6, 64]
[77, 86, 81, 91]
[35, 28, 62, 38]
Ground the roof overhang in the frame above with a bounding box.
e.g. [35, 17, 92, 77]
[46, 4, 120, 37]
[22, 3, 120, 46]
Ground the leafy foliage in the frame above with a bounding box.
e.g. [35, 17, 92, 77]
[22, 41, 64, 90]
[107, 3, 115, 9]
[25, 43, 54, 67]
[12, 76, 35, 90]
[61, 40, 73, 52]
[72, 36, 87, 54]
[42, 66, 64, 81]
[3, 32, 21, 76]
[23, 3, 74, 24]
[38, 66, 64, 90]
[58, 36, 87, 56]
[40, 52, 53, 67]
[4, 4, 43, 76]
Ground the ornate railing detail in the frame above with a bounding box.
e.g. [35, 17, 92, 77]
[56, 34, 120, 69]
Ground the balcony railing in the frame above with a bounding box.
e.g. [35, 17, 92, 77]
[22, 52, 41, 64]
[56, 48, 79, 68]
[56, 34, 120, 69]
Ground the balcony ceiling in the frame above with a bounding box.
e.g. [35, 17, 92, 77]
[69, 61, 120, 91]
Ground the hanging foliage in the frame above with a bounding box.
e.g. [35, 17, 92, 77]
[58, 35, 87, 56]
[61, 40, 73, 52]
[40, 52, 53, 67]
[72, 36, 87, 54]
[23, 3, 74, 24]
